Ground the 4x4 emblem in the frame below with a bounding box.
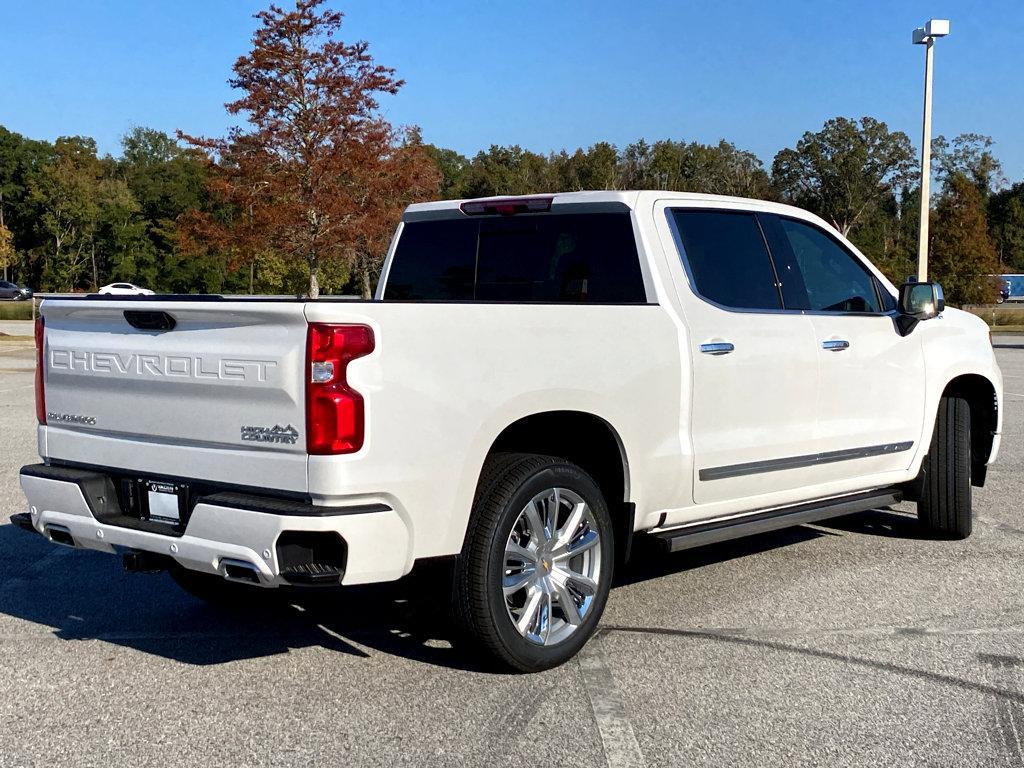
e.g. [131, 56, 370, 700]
[240, 424, 299, 445]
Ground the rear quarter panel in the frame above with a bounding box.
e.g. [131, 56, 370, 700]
[304, 301, 684, 560]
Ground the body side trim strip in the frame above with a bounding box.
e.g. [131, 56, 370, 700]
[698, 441, 914, 482]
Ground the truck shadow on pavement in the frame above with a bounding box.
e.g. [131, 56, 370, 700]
[0, 507, 918, 671]
[814, 508, 933, 539]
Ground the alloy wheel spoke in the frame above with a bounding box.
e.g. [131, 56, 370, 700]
[538, 587, 553, 644]
[545, 489, 561, 539]
[565, 571, 598, 597]
[523, 502, 547, 547]
[517, 588, 544, 636]
[553, 528, 599, 560]
[505, 541, 537, 567]
[555, 502, 587, 549]
[503, 566, 535, 595]
[552, 576, 583, 625]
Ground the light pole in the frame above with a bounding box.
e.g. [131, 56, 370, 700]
[912, 19, 950, 282]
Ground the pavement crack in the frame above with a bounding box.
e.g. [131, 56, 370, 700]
[600, 622, 1024, 640]
[601, 625, 1024, 706]
[978, 516, 1024, 538]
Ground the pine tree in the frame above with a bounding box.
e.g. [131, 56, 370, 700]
[931, 173, 1001, 304]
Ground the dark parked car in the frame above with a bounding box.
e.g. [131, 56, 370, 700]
[0, 281, 32, 300]
[998, 280, 1011, 303]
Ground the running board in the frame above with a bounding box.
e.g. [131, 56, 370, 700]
[653, 488, 903, 553]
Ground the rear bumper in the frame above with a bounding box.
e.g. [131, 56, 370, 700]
[18, 464, 412, 586]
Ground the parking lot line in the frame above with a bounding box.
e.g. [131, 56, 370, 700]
[578, 640, 646, 768]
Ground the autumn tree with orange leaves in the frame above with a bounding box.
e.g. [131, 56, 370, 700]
[181, 0, 438, 297]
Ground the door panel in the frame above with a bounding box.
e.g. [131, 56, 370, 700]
[656, 204, 821, 509]
[687, 306, 820, 504]
[761, 213, 927, 484]
[809, 315, 925, 482]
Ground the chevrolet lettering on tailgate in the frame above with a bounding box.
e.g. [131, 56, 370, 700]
[49, 348, 278, 382]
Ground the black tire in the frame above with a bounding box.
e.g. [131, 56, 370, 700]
[169, 564, 276, 608]
[453, 453, 614, 673]
[917, 395, 972, 539]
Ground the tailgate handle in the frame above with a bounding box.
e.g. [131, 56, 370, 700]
[123, 310, 176, 332]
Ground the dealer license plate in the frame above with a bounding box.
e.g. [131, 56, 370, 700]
[146, 481, 183, 525]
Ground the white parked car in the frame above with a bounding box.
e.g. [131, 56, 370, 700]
[16, 191, 1003, 672]
[98, 282, 154, 296]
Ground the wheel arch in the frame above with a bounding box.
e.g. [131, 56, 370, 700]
[484, 410, 635, 564]
[941, 374, 998, 487]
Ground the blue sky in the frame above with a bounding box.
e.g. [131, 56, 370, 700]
[2, 0, 1023, 181]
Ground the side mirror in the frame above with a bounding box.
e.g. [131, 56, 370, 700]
[899, 280, 944, 320]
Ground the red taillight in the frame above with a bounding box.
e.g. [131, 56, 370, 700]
[306, 323, 374, 455]
[34, 316, 45, 424]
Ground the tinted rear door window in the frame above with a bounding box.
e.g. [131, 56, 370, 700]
[384, 212, 646, 303]
[670, 210, 781, 310]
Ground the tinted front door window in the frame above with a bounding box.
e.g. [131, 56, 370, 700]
[773, 217, 882, 313]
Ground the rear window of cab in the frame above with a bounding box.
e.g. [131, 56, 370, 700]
[383, 213, 647, 303]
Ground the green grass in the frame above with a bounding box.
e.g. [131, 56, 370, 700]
[965, 306, 1024, 328]
[0, 301, 36, 320]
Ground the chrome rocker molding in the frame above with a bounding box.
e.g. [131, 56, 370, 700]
[698, 441, 914, 482]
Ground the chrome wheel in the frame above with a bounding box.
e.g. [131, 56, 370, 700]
[502, 487, 603, 646]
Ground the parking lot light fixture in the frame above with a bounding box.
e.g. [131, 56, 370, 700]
[913, 18, 950, 282]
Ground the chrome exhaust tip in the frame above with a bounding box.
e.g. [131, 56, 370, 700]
[44, 524, 75, 547]
[219, 558, 261, 585]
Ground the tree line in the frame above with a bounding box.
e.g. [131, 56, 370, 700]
[0, 0, 1021, 304]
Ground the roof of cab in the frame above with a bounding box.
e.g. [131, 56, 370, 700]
[403, 190, 820, 222]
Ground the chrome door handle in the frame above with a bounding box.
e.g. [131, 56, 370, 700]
[699, 342, 735, 355]
[822, 339, 850, 351]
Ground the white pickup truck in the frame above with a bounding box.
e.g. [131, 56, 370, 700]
[15, 191, 1003, 671]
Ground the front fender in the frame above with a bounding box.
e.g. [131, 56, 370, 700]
[911, 308, 1003, 476]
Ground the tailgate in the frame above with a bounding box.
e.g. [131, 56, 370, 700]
[40, 299, 310, 491]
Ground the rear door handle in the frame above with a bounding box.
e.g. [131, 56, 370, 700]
[699, 342, 735, 355]
[822, 339, 850, 351]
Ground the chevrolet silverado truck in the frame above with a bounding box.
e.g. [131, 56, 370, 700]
[14, 191, 1003, 672]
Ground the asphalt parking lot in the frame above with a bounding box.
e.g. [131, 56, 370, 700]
[1, 331, 1023, 767]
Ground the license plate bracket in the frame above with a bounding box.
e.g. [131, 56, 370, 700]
[145, 480, 186, 526]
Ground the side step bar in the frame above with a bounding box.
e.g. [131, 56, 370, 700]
[653, 488, 902, 553]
